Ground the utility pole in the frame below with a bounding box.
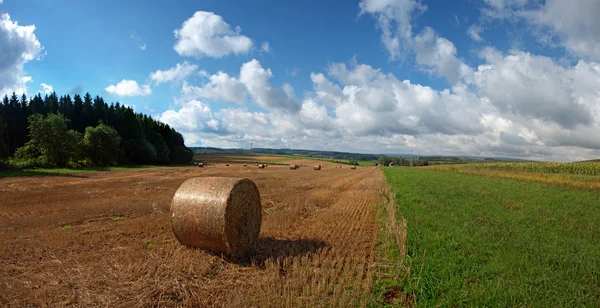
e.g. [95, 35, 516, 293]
[250, 142, 253, 151]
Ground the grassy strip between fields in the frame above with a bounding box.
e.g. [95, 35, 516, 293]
[0, 165, 179, 179]
[383, 167, 600, 307]
[369, 187, 412, 307]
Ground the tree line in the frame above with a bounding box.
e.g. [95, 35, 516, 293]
[377, 155, 430, 166]
[0, 92, 193, 169]
[330, 159, 360, 166]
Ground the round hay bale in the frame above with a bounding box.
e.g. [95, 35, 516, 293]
[225, 163, 229, 166]
[351, 165, 356, 169]
[243, 163, 247, 167]
[198, 163, 204, 168]
[290, 164, 297, 170]
[314, 165, 321, 170]
[170, 177, 262, 256]
[258, 164, 265, 169]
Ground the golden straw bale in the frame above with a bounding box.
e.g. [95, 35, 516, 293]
[170, 177, 262, 257]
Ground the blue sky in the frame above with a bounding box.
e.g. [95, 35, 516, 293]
[2, 0, 600, 161]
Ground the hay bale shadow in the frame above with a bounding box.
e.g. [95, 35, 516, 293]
[217, 237, 328, 267]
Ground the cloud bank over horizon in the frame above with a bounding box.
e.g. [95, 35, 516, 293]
[3, 1, 600, 161]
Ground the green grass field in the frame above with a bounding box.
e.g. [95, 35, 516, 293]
[383, 167, 600, 307]
[262, 155, 306, 163]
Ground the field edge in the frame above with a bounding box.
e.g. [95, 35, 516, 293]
[368, 176, 412, 307]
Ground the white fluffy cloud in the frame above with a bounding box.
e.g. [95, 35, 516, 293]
[473, 50, 593, 129]
[310, 72, 343, 107]
[173, 11, 253, 58]
[482, 0, 600, 61]
[182, 71, 246, 104]
[359, 0, 426, 60]
[322, 62, 485, 136]
[524, 0, 600, 60]
[158, 100, 223, 134]
[299, 99, 335, 131]
[158, 54, 600, 161]
[105, 79, 151, 96]
[359, 0, 469, 83]
[0, 13, 42, 96]
[411, 27, 473, 83]
[239, 59, 300, 112]
[154, 1, 600, 161]
[40, 83, 53, 94]
[149, 61, 197, 85]
[178, 59, 298, 111]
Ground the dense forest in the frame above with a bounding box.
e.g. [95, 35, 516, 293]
[0, 92, 193, 169]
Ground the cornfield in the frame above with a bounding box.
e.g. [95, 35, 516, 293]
[436, 162, 600, 176]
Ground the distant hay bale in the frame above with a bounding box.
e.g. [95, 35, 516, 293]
[225, 163, 230, 166]
[314, 165, 321, 170]
[198, 163, 204, 168]
[243, 163, 247, 166]
[258, 164, 265, 169]
[290, 164, 297, 170]
[351, 165, 356, 169]
[170, 177, 262, 257]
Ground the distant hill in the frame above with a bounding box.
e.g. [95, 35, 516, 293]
[191, 147, 380, 161]
[190, 147, 530, 163]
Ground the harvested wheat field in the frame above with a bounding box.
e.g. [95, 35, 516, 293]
[0, 161, 388, 307]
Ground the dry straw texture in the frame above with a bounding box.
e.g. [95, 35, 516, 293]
[170, 177, 262, 257]
[0, 162, 388, 306]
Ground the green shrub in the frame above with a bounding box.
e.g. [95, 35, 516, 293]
[8, 157, 50, 169]
[14, 143, 40, 160]
[83, 123, 121, 166]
